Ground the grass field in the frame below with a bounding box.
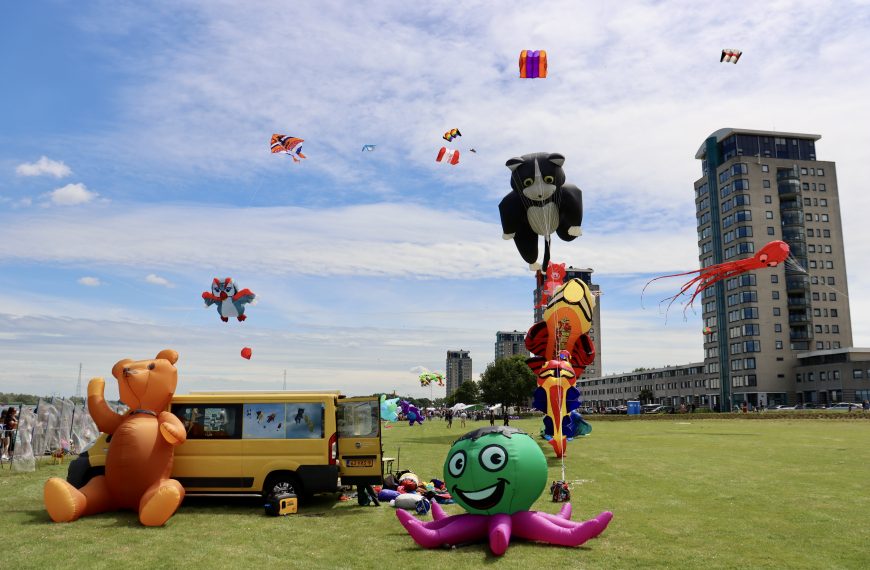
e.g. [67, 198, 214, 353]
[3, 417, 869, 569]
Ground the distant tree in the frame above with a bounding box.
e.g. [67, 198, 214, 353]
[0, 393, 43, 405]
[638, 388, 654, 404]
[478, 355, 536, 410]
[447, 381, 479, 406]
[631, 367, 650, 373]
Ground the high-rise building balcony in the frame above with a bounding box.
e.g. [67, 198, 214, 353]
[781, 213, 803, 227]
[786, 276, 810, 291]
[790, 330, 812, 340]
[782, 229, 806, 243]
[787, 296, 808, 307]
[788, 312, 810, 324]
[776, 167, 801, 181]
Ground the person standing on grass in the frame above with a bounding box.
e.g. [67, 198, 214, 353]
[460, 411, 467, 428]
[489, 408, 495, 426]
[863, 400, 869, 413]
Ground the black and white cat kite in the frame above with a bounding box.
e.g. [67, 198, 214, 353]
[498, 152, 583, 270]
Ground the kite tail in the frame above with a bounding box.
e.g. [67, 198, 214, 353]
[542, 237, 551, 274]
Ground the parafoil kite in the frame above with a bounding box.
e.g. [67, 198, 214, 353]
[396, 426, 612, 556]
[240, 347, 252, 360]
[362, 144, 376, 152]
[270, 134, 306, 162]
[202, 278, 256, 322]
[526, 278, 596, 457]
[436, 147, 460, 165]
[443, 128, 461, 142]
[519, 50, 548, 78]
[44, 350, 186, 527]
[720, 49, 742, 64]
[499, 152, 583, 270]
[380, 395, 399, 422]
[643, 240, 789, 316]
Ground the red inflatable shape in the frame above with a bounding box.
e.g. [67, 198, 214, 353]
[241, 347, 252, 360]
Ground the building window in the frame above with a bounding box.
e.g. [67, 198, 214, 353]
[762, 165, 769, 172]
[771, 275, 778, 283]
[816, 341, 824, 349]
[764, 195, 772, 204]
[808, 245, 816, 253]
[805, 213, 813, 222]
[774, 323, 782, 332]
[801, 168, 808, 175]
[825, 261, 833, 269]
[832, 325, 839, 333]
[832, 370, 840, 380]
[763, 180, 771, 188]
[831, 309, 838, 317]
[817, 168, 824, 176]
[766, 211, 774, 219]
[772, 291, 780, 300]
[853, 369, 864, 379]
[767, 227, 775, 235]
[773, 307, 781, 316]
[775, 340, 783, 349]
[819, 183, 826, 191]
[807, 229, 815, 237]
[823, 229, 831, 237]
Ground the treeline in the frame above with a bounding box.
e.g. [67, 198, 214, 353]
[0, 393, 85, 406]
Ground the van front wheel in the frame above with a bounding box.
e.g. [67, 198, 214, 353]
[263, 473, 303, 499]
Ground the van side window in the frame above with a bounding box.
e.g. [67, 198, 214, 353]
[172, 405, 241, 439]
[241, 403, 324, 439]
[338, 401, 379, 438]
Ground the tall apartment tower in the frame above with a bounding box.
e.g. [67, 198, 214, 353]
[533, 266, 602, 377]
[446, 350, 473, 398]
[694, 128, 853, 410]
[495, 331, 530, 361]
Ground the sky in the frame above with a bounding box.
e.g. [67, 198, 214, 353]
[2, 0, 870, 401]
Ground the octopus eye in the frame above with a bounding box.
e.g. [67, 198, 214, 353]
[522, 178, 534, 187]
[759, 254, 768, 263]
[448, 450, 466, 477]
[479, 444, 508, 472]
[147, 363, 155, 370]
[543, 175, 555, 184]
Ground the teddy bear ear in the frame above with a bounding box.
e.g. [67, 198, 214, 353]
[505, 157, 524, 172]
[155, 349, 179, 365]
[112, 359, 134, 377]
[548, 153, 565, 167]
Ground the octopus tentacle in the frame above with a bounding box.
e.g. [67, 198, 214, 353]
[557, 502, 572, 519]
[395, 509, 489, 549]
[488, 513, 513, 556]
[510, 509, 613, 547]
[430, 501, 449, 521]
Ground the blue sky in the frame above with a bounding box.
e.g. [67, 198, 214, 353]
[3, 0, 870, 400]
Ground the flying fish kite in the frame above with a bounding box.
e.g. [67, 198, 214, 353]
[270, 134, 306, 162]
[362, 144, 376, 152]
[443, 128, 461, 142]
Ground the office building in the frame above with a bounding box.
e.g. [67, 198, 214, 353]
[694, 128, 853, 409]
[578, 128, 869, 410]
[446, 350, 472, 398]
[495, 330, 529, 361]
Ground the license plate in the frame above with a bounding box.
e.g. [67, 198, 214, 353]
[346, 458, 374, 467]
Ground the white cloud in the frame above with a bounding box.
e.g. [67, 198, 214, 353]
[77, 276, 101, 287]
[46, 183, 98, 206]
[0, 201, 699, 279]
[15, 156, 72, 178]
[145, 274, 174, 288]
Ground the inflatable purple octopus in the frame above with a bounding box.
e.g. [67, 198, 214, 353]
[396, 426, 612, 556]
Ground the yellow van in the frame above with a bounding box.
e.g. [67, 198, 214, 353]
[67, 391, 383, 499]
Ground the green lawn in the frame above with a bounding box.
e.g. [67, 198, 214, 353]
[3, 418, 869, 569]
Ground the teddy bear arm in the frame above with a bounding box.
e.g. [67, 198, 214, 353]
[87, 378, 124, 434]
[158, 412, 187, 445]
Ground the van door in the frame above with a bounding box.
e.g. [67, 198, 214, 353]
[336, 397, 383, 486]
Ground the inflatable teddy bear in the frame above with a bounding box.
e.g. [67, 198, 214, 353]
[44, 349, 187, 526]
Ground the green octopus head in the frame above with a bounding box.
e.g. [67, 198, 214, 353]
[443, 426, 547, 515]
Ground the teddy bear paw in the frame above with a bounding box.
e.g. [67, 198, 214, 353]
[502, 233, 516, 240]
[568, 226, 583, 237]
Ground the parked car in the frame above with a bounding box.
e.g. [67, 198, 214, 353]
[642, 404, 662, 414]
[768, 405, 794, 411]
[795, 403, 826, 410]
[827, 402, 862, 412]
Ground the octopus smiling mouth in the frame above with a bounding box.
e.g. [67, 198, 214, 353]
[453, 478, 509, 510]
